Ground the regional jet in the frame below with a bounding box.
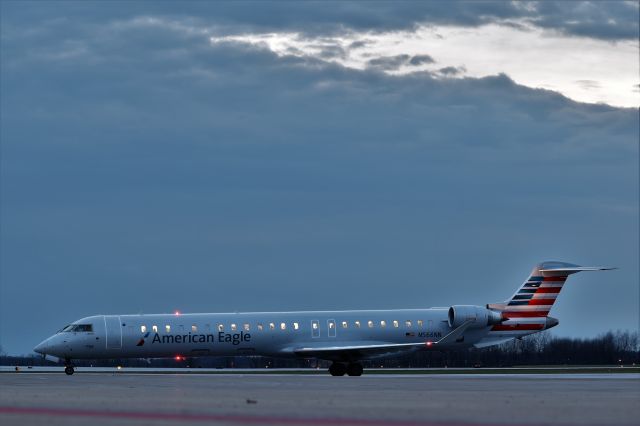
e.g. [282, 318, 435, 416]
[34, 261, 612, 376]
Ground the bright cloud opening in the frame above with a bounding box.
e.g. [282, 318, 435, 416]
[211, 22, 639, 108]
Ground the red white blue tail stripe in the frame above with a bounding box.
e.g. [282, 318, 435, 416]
[485, 261, 613, 337]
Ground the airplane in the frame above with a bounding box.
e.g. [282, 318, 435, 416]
[34, 261, 613, 376]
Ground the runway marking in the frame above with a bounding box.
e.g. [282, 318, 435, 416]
[0, 406, 554, 426]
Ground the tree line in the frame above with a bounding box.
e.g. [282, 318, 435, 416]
[383, 330, 639, 368]
[2, 330, 638, 368]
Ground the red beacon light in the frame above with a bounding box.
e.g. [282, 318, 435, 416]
[175, 356, 182, 361]
[426, 341, 433, 347]
[174, 310, 181, 316]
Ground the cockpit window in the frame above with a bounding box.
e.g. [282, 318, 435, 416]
[63, 324, 93, 332]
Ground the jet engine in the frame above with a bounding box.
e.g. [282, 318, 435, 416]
[448, 305, 503, 328]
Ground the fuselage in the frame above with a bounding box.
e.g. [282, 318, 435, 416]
[35, 308, 490, 360]
[34, 261, 609, 376]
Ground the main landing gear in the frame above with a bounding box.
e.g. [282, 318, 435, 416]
[64, 358, 74, 375]
[329, 362, 363, 376]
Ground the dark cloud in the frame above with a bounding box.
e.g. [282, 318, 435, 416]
[348, 40, 370, 49]
[531, 1, 640, 41]
[316, 44, 347, 60]
[0, 4, 637, 354]
[3, 1, 637, 40]
[408, 54, 435, 66]
[366, 54, 410, 70]
[438, 66, 466, 76]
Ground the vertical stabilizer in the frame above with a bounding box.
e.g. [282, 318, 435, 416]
[485, 261, 614, 337]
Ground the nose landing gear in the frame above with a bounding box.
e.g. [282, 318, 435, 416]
[328, 362, 363, 376]
[64, 358, 74, 375]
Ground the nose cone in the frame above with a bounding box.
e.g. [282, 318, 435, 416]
[34, 339, 49, 355]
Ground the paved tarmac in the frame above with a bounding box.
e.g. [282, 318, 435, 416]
[1, 372, 638, 426]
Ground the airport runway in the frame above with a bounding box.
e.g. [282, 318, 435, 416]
[1, 373, 638, 426]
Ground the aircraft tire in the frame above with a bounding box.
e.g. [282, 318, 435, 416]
[64, 366, 74, 375]
[346, 363, 363, 376]
[329, 363, 346, 376]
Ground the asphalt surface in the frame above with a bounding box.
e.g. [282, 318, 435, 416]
[1, 372, 638, 426]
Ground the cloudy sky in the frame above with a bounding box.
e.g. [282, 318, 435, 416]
[1, 1, 638, 355]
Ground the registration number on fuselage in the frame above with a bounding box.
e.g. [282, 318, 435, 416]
[418, 331, 442, 338]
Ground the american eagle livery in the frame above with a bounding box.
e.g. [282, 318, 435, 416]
[34, 261, 613, 376]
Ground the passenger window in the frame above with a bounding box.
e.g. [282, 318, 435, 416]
[141, 325, 147, 333]
[257, 323, 264, 331]
[152, 325, 158, 333]
[293, 322, 299, 330]
[269, 322, 275, 330]
[312, 322, 318, 330]
[231, 324, 237, 331]
[244, 323, 250, 331]
[328, 322, 335, 329]
[354, 321, 361, 328]
[218, 324, 224, 332]
[417, 320, 424, 328]
[280, 322, 286, 330]
[165, 325, 171, 333]
[367, 320, 374, 328]
[405, 320, 412, 328]
[341, 321, 348, 328]
[393, 320, 399, 328]
[380, 320, 386, 328]
[192, 325, 197, 332]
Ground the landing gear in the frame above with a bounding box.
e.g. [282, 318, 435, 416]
[329, 362, 347, 376]
[64, 358, 74, 375]
[328, 362, 363, 376]
[346, 363, 363, 376]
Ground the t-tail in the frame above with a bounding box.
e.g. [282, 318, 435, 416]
[486, 261, 614, 339]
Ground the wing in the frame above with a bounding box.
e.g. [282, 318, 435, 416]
[289, 319, 475, 362]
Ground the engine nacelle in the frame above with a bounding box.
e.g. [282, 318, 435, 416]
[448, 305, 503, 328]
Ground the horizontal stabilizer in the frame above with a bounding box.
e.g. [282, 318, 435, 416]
[539, 266, 616, 273]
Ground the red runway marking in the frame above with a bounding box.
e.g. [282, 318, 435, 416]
[0, 405, 499, 426]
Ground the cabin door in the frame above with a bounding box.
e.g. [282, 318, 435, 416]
[104, 315, 122, 349]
